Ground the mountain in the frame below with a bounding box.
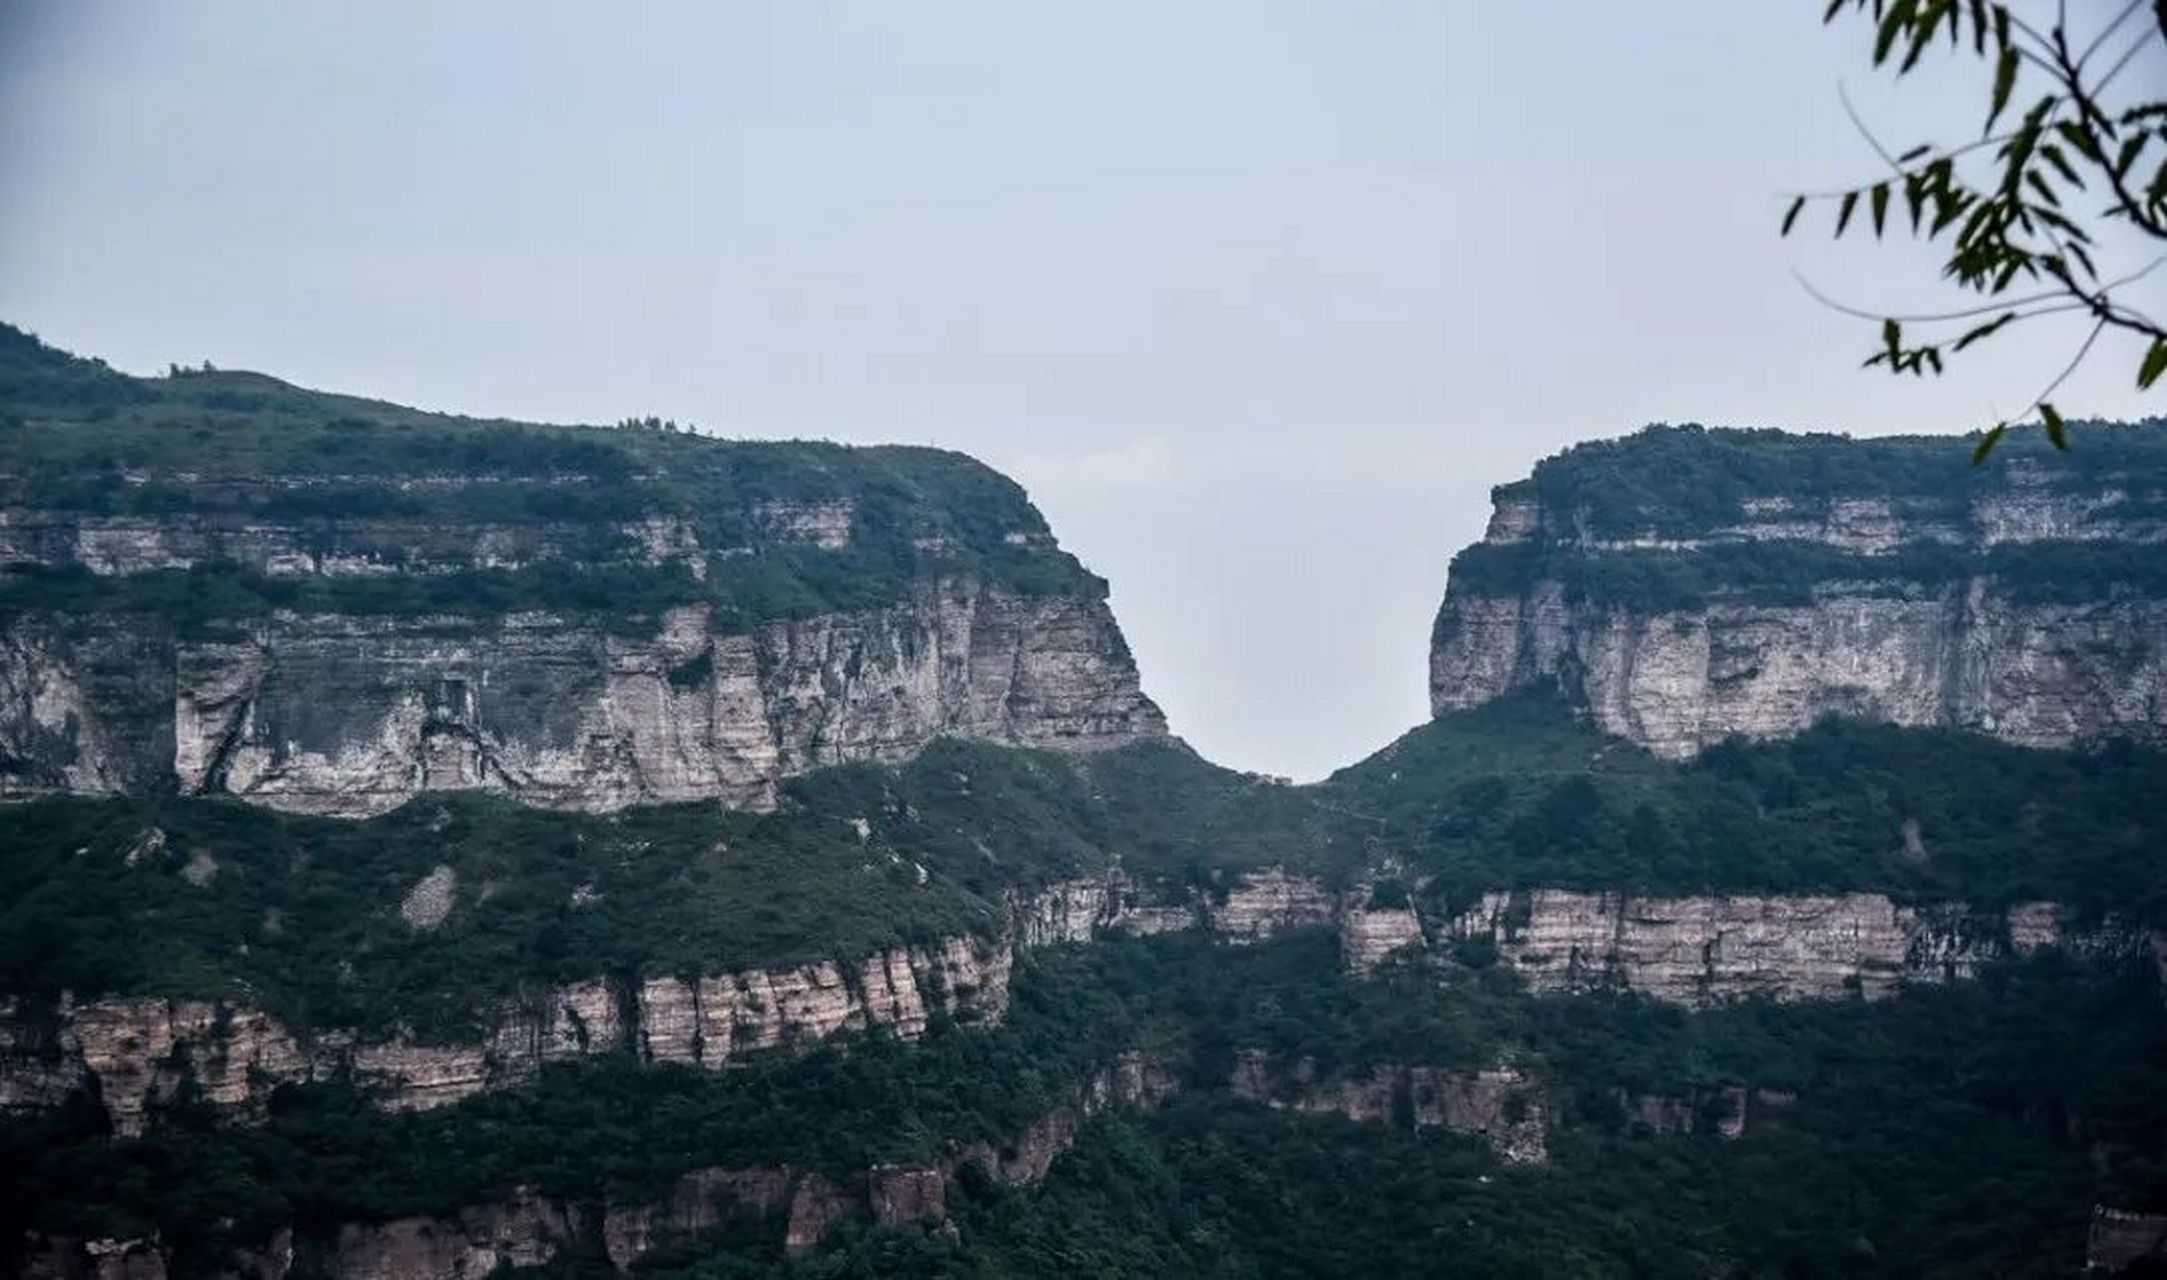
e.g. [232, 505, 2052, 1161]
[1431, 423, 2167, 758]
[2, 329, 2164, 1278]
[0, 325, 1164, 815]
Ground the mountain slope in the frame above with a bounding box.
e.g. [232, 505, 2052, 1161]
[0, 325, 1164, 815]
[1431, 423, 2167, 757]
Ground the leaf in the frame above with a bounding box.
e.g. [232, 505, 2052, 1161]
[1837, 191, 1860, 236]
[1874, 0, 1917, 64]
[1898, 143, 1934, 163]
[2038, 143, 2084, 190]
[1971, 422, 2008, 464]
[2139, 338, 2167, 391]
[1952, 311, 2016, 351]
[2054, 122, 2104, 166]
[1985, 45, 2018, 133]
[2041, 403, 2068, 450]
[2114, 133, 2147, 179]
[1782, 196, 1806, 236]
[1871, 183, 1891, 236]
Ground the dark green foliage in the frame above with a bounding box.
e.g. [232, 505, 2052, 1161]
[5, 699, 2164, 1040]
[0, 943, 1160, 1274]
[925, 953, 2167, 1279]
[9, 932, 2162, 1279]
[1442, 424, 2167, 611]
[0, 324, 1101, 629]
[1331, 695, 2167, 920]
[1499, 421, 2167, 540]
[1797, 3, 2166, 443]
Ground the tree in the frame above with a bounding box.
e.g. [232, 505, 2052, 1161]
[1786, 1, 2166, 457]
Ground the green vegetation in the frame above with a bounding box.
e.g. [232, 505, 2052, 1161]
[1503, 421, 2167, 539]
[7, 932, 2161, 1278]
[0, 323, 1100, 628]
[1331, 696, 2167, 921]
[5, 696, 2163, 1040]
[1447, 535, 2167, 612]
[1439, 424, 2167, 611]
[1788, 2, 2167, 450]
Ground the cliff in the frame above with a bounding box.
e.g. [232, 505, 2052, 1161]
[9, 866, 2139, 1140]
[0, 328, 1163, 814]
[1429, 425, 2167, 757]
[18, 1050, 1182, 1279]
[0, 933, 1014, 1136]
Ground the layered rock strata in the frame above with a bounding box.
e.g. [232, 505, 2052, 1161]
[1430, 432, 2167, 757]
[24, 1051, 1180, 1280]
[1229, 1050, 1549, 1163]
[0, 936, 1012, 1136]
[4, 579, 1163, 816]
[1229, 1051, 1791, 1165]
[2089, 1208, 2167, 1274]
[1440, 890, 2111, 1007]
[0, 873, 2126, 1135]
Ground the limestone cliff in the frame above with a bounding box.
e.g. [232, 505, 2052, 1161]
[0, 935, 1013, 1136]
[1430, 425, 2167, 757]
[0, 333, 1164, 815]
[21, 1050, 1182, 1280]
[0, 868, 2134, 1135]
[1439, 890, 2123, 1008]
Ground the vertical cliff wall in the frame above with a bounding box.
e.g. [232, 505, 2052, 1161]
[0, 331, 1163, 814]
[1429, 425, 2167, 757]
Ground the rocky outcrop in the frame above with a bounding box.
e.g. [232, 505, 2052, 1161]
[1010, 870, 1196, 947]
[0, 937, 1011, 1134]
[1229, 1051, 1548, 1163]
[19, 1235, 173, 1280]
[263, 1050, 1178, 1277]
[1430, 432, 2167, 757]
[3, 576, 1162, 816]
[1440, 890, 2110, 1008]
[1205, 868, 1339, 942]
[0, 358, 1165, 817]
[1, 870, 2128, 1134]
[1617, 1086, 1761, 1138]
[1340, 903, 1426, 974]
[1229, 1052, 1794, 1163]
[636, 936, 1013, 1069]
[954, 1049, 1181, 1188]
[2089, 1207, 2167, 1273]
[332, 1190, 578, 1280]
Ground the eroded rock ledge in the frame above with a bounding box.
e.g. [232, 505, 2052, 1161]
[2, 577, 1164, 816]
[19, 1051, 1183, 1280]
[1429, 443, 2167, 758]
[1227, 1048, 1795, 1165]
[4, 869, 2147, 1140]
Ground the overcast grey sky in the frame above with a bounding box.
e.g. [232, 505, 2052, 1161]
[2, 3, 2160, 779]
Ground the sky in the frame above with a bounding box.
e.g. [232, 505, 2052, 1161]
[2, 2, 2161, 780]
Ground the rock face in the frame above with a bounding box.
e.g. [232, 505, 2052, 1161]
[1229, 1051, 1549, 1163]
[0, 351, 1166, 816]
[0, 938, 1012, 1135]
[292, 1050, 1180, 1278]
[1430, 428, 2167, 757]
[636, 935, 1013, 1069]
[1229, 1052, 1792, 1164]
[2089, 1208, 2167, 1274]
[2, 579, 1162, 816]
[1441, 890, 2096, 1008]
[0, 870, 2126, 1134]
[332, 1190, 578, 1280]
